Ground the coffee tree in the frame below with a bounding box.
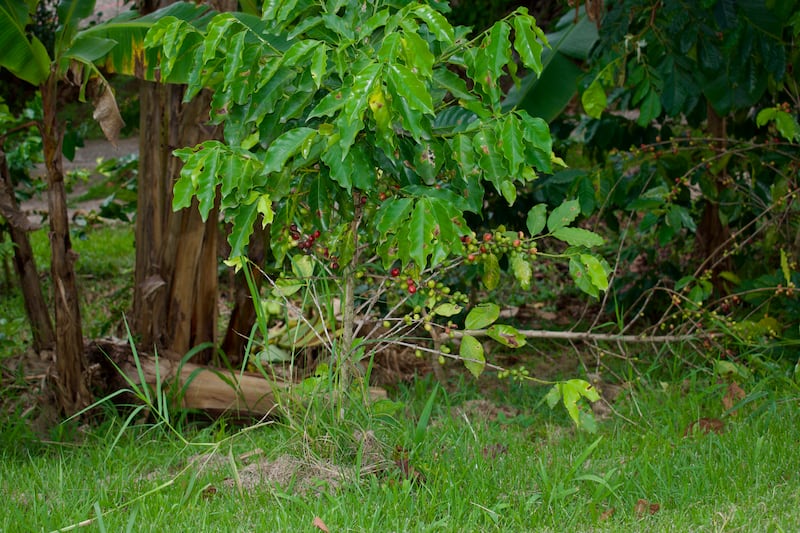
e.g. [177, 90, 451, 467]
[145, 0, 608, 425]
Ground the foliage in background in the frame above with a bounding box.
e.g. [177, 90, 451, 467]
[552, 0, 800, 358]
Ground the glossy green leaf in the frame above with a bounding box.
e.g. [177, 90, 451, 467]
[500, 114, 526, 174]
[547, 199, 580, 232]
[513, 15, 544, 75]
[433, 68, 474, 101]
[375, 197, 414, 234]
[551, 227, 604, 247]
[401, 31, 434, 78]
[387, 63, 434, 115]
[408, 199, 435, 269]
[510, 253, 532, 290]
[526, 204, 547, 236]
[485, 21, 512, 81]
[486, 324, 526, 348]
[465, 302, 500, 330]
[460, 334, 485, 378]
[262, 127, 317, 175]
[64, 36, 117, 63]
[412, 4, 454, 45]
[227, 200, 259, 259]
[338, 62, 381, 157]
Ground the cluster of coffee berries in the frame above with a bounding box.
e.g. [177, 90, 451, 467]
[461, 230, 537, 262]
[388, 266, 419, 294]
[290, 223, 320, 251]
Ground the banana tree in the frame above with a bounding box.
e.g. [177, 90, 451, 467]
[0, 0, 208, 415]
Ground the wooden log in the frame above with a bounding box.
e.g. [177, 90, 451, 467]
[88, 339, 387, 420]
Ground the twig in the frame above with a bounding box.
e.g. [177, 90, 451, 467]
[450, 328, 710, 343]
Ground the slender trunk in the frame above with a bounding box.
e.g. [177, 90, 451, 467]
[695, 102, 731, 292]
[0, 148, 55, 352]
[41, 72, 90, 416]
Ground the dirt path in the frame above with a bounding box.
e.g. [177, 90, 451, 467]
[23, 137, 139, 224]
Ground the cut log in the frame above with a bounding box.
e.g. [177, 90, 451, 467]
[88, 339, 387, 420]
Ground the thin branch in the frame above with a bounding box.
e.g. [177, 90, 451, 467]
[450, 328, 710, 344]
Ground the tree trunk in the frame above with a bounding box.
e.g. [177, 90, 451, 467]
[0, 147, 55, 352]
[132, 0, 250, 365]
[41, 72, 90, 416]
[133, 82, 219, 363]
[695, 101, 732, 292]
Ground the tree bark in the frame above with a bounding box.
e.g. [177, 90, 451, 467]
[133, 82, 219, 363]
[0, 147, 55, 352]
[132, 0, 249, 365]
[695, 101, 732, 292]
[41, 71, 91, 416]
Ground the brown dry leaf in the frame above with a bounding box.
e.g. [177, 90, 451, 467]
[312, 516, 329, 532]
[634, 498, 660, 517]
[598, 507, 615, 521]
[91, 81, 124, 147]
[683, 417, 725, 437]
[722, 382, 746, 414]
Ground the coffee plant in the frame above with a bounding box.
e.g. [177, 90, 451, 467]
[145, 0, 609, 428]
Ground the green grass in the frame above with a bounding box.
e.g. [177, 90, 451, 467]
[0, 224, 134, 357]
[2, 373, 798, 532]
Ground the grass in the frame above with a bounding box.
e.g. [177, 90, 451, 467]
[1, 370, 799, 532]
[0, 224, 134, 357]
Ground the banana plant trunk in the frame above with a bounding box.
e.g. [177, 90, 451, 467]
[41, 71, 91, 415]
[133, 81, 219, 362]
[0, 146, 55, 352]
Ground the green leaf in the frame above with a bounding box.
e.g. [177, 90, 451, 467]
[434, 68, 474, 101]
[500, 114, 526, 174]
[460, 334, 485, 378]
[64, 36, 117, 63]
[401, 31, 434, 79]
[227, 200, 259, 258]
[482, 252, 500, 290]
[580, 253, 609, 291]
[569, 256, 597, 298]
[375, 197, 414, 234]
[547, 199, 580, 231]
[412, 4, 454, 45]
[581, 78, 607, 118]
[486, 324, 526, 348]
[560, 379, 600, 430]
[510, 253, 532, 290]
[408, 199, 435, 269]
[465, 302, 499, 330]
[544, 384, 561, 409]
[637, 88, 662, 126]
[0, 4, 50, 84]
[387, 63, 434, 115]
[513, 15, 544, 75]
[484, 21, 512, 82]
[433, 303, 462, 317]
[526, 204, 547, 236]
[551, 227, 604, 247]
[262, 127, 317, 175]
[338, 62, 381, 157]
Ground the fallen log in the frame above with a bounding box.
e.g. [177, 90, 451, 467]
[87, 339, 386, 420]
